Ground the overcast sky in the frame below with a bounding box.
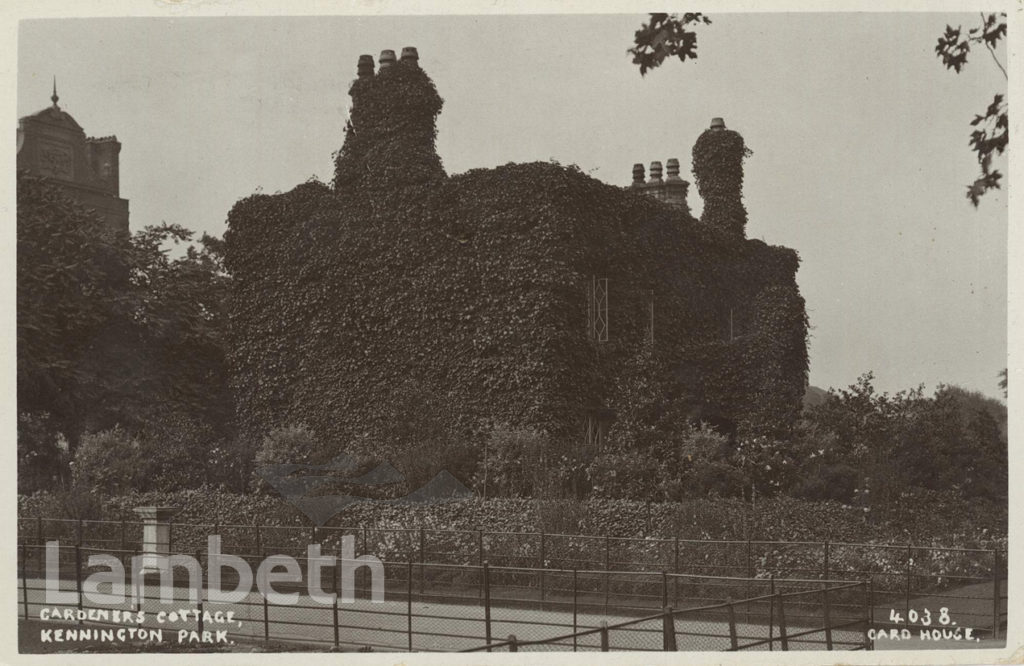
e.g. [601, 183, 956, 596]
[16, 12, 1009, 401]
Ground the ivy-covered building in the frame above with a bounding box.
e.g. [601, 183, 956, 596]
[224, 48, 808, 463]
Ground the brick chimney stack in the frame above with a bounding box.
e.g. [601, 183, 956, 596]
[378, 49, 397, 69]
[400, 47, 419, 66]
[631, 157, 689, 213]
[357, 54, 375, 79]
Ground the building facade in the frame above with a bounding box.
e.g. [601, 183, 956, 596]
[17, 84, 129, 234]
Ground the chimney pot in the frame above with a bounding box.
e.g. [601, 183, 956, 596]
[666, 158, 680, 180]
[631, 163, 646, 187]
[357, 54, 375, 78]
[710, 117, 726, 130]
[648, 160, 663, 183]
[400, 46, 419, 65]
[379, 49, 397, 68]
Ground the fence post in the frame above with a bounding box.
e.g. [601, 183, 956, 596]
[604, 535, 611, 614]
[262, 584, 270, 645]
[865, 579, 874, 650]
[195, 550, 204, 636]
[508, 634, 518, 652]
[726, 598, 739, 650]
[992, 548, 1001, 640]
[333, 556, 340, 649]
[419, 528, 426, 596]
[572, 568, 578, 652]
[662, 571, 669, 609]
[77, 519, 83, 546]
[599, 621, 609, 652]
[36, 516, 43, 546]
[167, 521, 173, 553]
[823, 540, 830, 580]
[673, 537, 680, 607]
[745, 539, 753, 623]
[74, 544, 83, 624]
[21, 544, 29, 620]
[477, 529, 484, 567]
[768, 575, 775, 651]
[407, 560, 413, 652]
[662, 607, 677, 651]
[823, 583, 833, 650]
[905, 544, 912, 622]
[539, 531, 546, 605]
[120, 520, 127, 553]
[776, 592, 788, 651]
[255, 524, 262, 557]
[483, 560, 492, 649]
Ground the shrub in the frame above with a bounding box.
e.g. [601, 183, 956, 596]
[72, 426, 152, 495]
[791, 463, 859, 502]
[18, 411, 68, 494]
[254, 424, 324, 467]
[474, 426, 547, 498]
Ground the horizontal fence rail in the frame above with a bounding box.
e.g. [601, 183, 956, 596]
[18, 517, 1007, 646]
[18, 542, 876, 653]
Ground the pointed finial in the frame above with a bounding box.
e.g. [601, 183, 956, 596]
[51, 76, 59, 108]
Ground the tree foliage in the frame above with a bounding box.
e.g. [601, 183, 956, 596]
[935, 13, 1008, 207]
[17, 171, 234, 492]
[628, 13, 712, 76]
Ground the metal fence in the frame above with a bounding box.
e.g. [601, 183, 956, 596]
[464, 580, 873, 652]
[18, 542, 873, 652]
[18, 517, 1007, 640]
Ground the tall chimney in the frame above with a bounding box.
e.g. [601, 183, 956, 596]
[662, 157, 689, 211]
[357, 54, 375, 79]
[400, 46, 419, 66]
[631, 163, 646, 188]
[648, 161, 663, 185]
[692, 116, 747, 237]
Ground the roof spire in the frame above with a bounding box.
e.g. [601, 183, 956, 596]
[51, 76, 59, 109]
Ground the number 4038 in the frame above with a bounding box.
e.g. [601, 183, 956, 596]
[890, 608, 952, 625]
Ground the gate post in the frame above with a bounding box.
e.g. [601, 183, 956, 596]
[726, 599, 739, 650]
[662, 607, 677, 651]
[483, 561, 492, 649]
[776, 592, 788, 651]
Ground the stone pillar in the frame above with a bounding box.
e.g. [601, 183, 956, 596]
[133, 506, 179, 573]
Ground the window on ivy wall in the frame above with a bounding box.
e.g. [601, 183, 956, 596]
[583, 407, 615, 453]
[587, 276, 608, 342]
[722, 301, 752, 341]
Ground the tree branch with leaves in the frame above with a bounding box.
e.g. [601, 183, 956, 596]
[935, 12, 1008, 207]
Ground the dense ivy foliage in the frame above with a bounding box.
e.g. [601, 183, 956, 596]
[224, 59, 808, 472]
[333, 61, 445, 189]
[692, 127, 749, 237]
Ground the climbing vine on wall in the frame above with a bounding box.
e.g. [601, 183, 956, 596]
[224, 58, 808, 473]
[692, 127, 750, 238]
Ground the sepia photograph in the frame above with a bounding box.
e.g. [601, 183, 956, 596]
[7, 3, 1016, 663]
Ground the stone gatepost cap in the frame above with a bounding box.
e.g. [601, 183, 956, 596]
[133, 506, 181, 521]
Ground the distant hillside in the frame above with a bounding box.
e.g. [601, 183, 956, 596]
[937, 385, 1008, 441]
[802, 383, 1006, 440]
[803, 385, 830, 410]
